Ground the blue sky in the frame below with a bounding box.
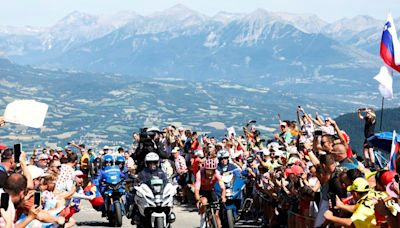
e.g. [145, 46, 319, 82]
[1, 0, 399, 26]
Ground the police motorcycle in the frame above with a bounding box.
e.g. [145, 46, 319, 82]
[99, 154, 126, 227]
[134, 152, 177, 228]
[214, 151, 247, 228]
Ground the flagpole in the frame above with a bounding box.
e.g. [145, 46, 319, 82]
[380, 97, 384, 131]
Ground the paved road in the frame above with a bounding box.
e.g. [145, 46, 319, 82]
[75, 201, 199, 228]
[74, 201, 261, 228]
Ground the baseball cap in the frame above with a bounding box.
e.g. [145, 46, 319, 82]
[56, 147, 63, 152]
[194, 150, 204, 158]
[74, 170, 85, 177]
[380, 171, 397, 186]
[285, 165, 304, 177]
[38, 154, 49, 160]
[52, 153, 60, 159]
[0, 145, 7, 150]
[274, 150, 284, 157]
[103, 145, 109, 150]
[347, 178, 370, 192]
[171, 147, 180, 154]
[27, 165, 49, 179]
[261, 149, 270, 156]
[1, 149, 13, 160]
[147, 127, 161, 132]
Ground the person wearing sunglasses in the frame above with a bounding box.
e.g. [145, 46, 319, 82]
[217, 150, 240, 176]
[48, 160, 62, 176]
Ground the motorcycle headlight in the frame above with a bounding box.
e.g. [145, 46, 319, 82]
[155, 195, 162, 202]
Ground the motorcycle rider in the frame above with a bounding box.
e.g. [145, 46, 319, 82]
[115, 155, 129, 178]
[131, 127, 169, 173]
[194, 158, 226, 228]
[138, 152, 167, 186]
[217, 150, 241, 176]
[131, 152, 168, 225]
[96, 154, 125, 217]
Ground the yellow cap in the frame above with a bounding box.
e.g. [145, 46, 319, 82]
[347, 178, 370, 192]
[365, 171, 377, 180]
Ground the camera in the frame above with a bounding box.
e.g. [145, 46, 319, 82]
[315, 130, 323, 136]
[139, 128, 148, 139]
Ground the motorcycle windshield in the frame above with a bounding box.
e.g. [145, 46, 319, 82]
[148, 178, 165, 194]
[103, 166, 122, 184]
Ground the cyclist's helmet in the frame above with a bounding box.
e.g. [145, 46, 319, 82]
[204, 158, 218, 170]
[103, 154, 114, 167]
[115, 155, 125, 167]
[145, 152, 160, 167]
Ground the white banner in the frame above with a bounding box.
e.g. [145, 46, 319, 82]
[4, 100, 48, 128]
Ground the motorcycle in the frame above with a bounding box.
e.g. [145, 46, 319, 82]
[101, 166, 126, 227]
[134, 177, 177, 228]
[214, 170, 247, 228]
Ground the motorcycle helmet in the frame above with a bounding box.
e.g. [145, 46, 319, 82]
[145, 152, 160, 168]
[103, 154, 114, 167]
[115, 155, 125, 167]
[217, 150, 230, 160]
[204, 158, 218, 170]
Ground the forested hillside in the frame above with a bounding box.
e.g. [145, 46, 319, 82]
[336, 107, 400, 153]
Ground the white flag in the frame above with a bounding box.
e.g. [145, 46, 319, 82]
[4, 100, 48, 128]
[374, 65, 394, 99]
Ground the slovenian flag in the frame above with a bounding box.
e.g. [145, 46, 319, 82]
[380, 14, 400, 72]
[389, 130, 399, 171]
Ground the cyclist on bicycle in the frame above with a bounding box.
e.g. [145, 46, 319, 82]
[194, 158, 226, 228]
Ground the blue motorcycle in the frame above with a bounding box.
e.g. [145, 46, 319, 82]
[101, 166, 126, 227]
[214, 171, 246, 228]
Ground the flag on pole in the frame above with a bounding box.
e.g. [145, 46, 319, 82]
[389, 130, 399, 171]
[380, 13, 400, 72]
[374, 65, 394, 99]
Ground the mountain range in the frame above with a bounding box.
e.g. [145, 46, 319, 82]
[1, 5, 400, 149]
[0, 4, 391, 83]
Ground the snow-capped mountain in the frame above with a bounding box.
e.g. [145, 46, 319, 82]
[323, 15, 382, 37]
[43, 10, 139, 51]
[212, 11, 244, 24]
[0, 4, 386, 82]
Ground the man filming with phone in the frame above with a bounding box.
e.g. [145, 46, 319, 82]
[0, 149, 17, 188]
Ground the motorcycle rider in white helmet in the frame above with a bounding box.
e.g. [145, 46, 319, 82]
[138, 152, 167, 184]
[131, 152, 168, 225]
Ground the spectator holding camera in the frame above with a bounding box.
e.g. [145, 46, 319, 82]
[358, 108, 377, 169]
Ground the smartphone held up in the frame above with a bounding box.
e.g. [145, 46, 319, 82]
[13, 143, 21, 164]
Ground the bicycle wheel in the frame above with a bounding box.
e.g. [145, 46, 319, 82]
[210, 208, 218, 228]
